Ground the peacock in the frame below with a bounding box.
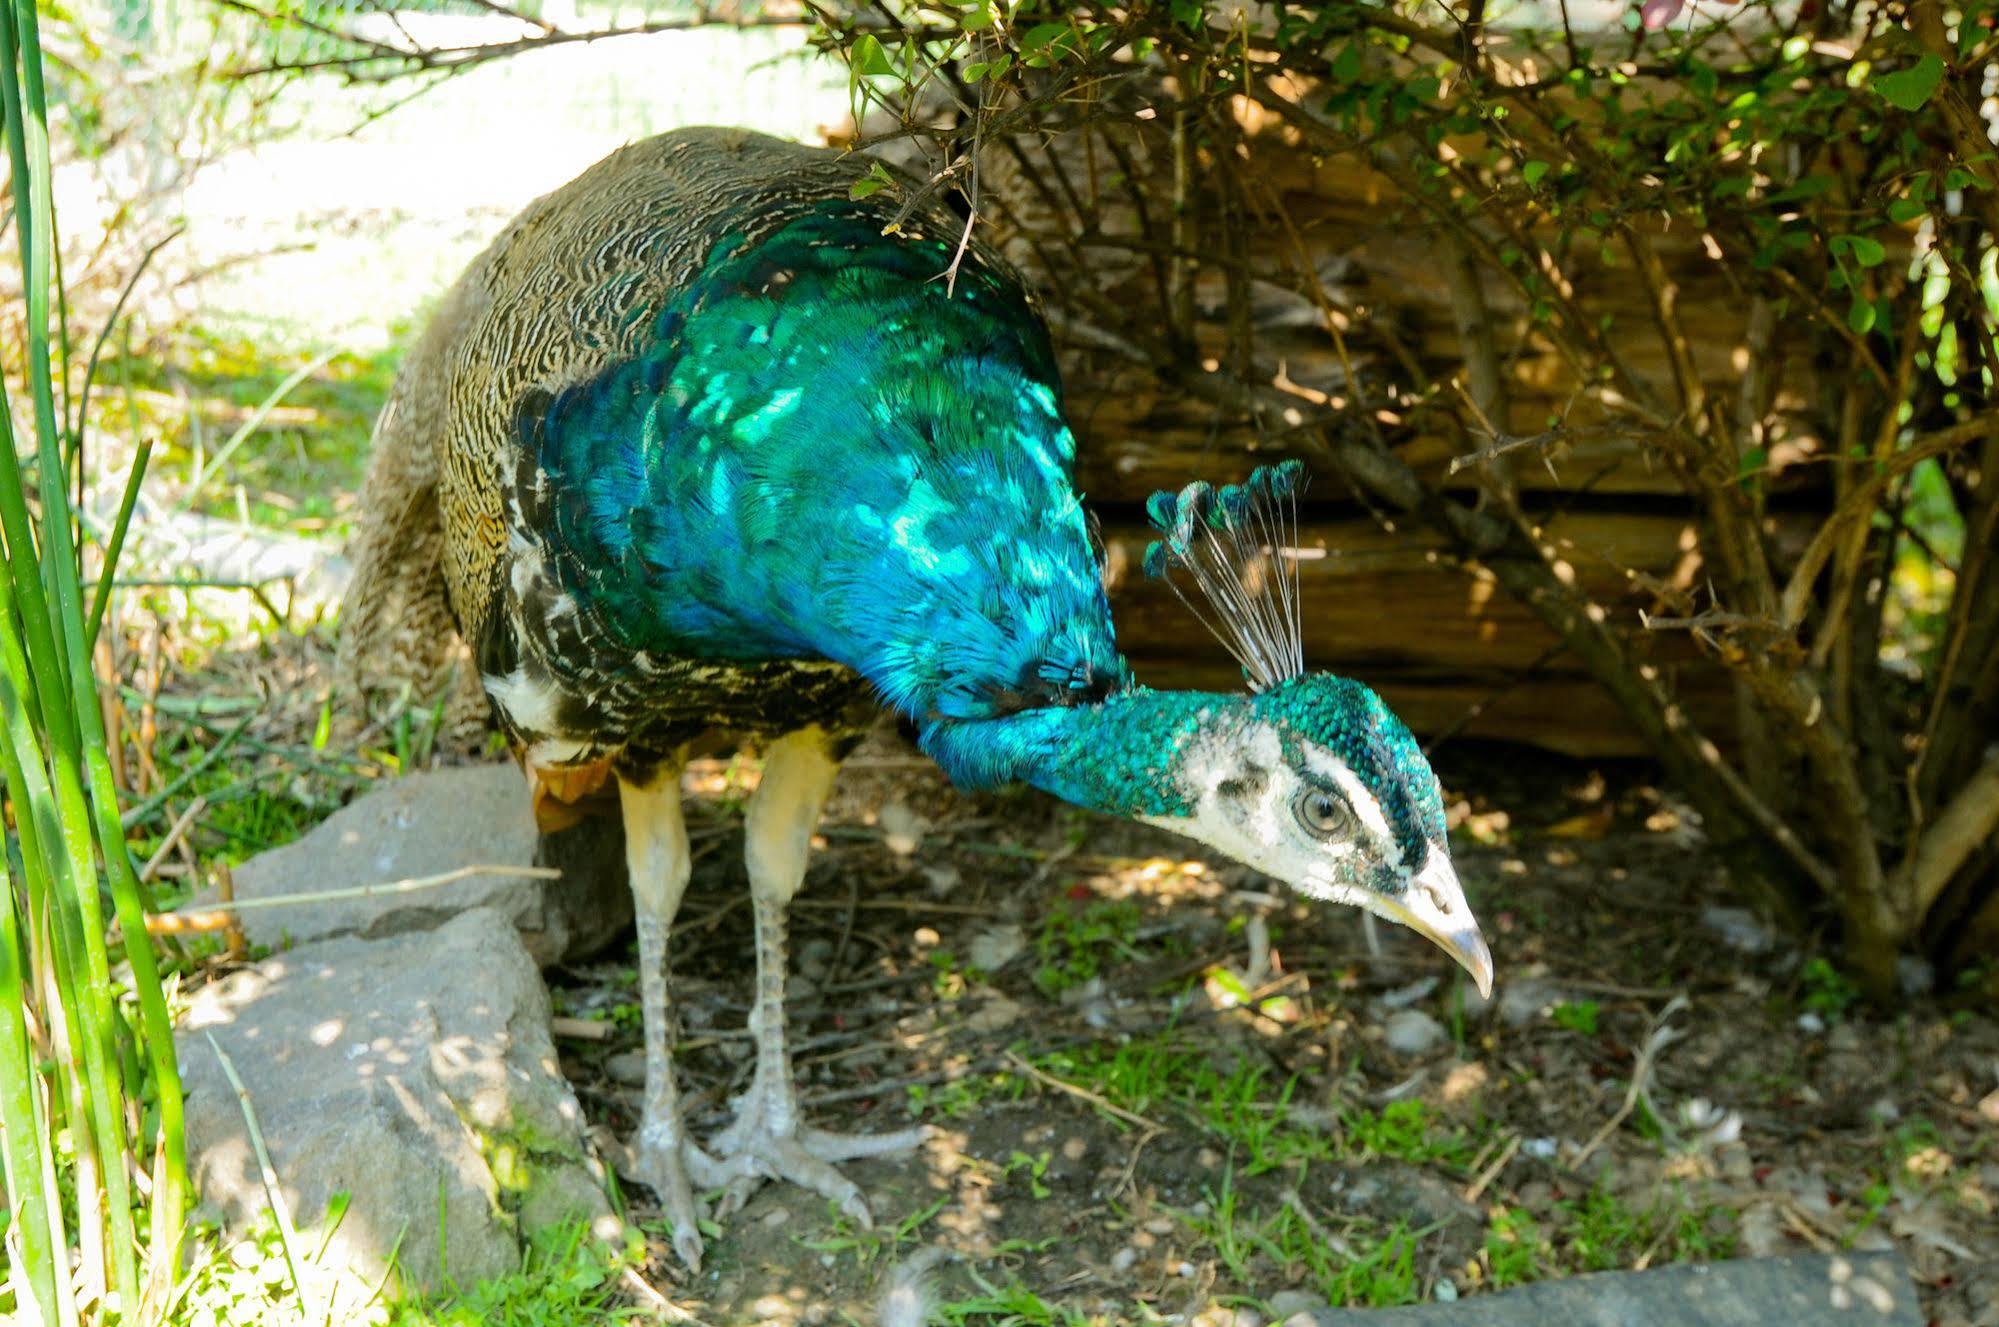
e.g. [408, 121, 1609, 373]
[338, 127, 1493, 1272]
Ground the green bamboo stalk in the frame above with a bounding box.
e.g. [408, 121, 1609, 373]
[85, 437, 152, 651]
[3, 21, 184, 1252]
[0, 849, 62, 1325]
[0, 0, 187, 1314]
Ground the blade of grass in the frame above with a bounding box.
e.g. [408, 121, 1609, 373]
[205, 1033, 307, 1301]
[86, 437, 152, 652]
[0, 848, 63, 1324]
[183, 349, 335, 504]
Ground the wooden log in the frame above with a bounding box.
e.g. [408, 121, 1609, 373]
[1097, 511, 1745, 756]
[1119, 653, 1735, 759]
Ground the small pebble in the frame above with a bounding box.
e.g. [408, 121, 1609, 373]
[1267, 1290, 1328, 1317]
[1522, 1137, 1559, 1161]
[880, 801, 928, 855]
[1110, 1247, 1139, 1274]
[762, 1206, 791, 1227]
[1375, 976, 1439, 1010]
[1701, 906, 1772, 953]
[968, 923, 1027, 971]
[1382, 1009, 1446, 1056]
[605, 1050, 646, 1087]
[1498, 980, 1564, 1028]
[796, 938, 835, 980]
[1796, 1011, 1827, 1035]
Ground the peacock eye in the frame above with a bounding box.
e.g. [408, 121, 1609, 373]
[1294, 788, 1355, 840]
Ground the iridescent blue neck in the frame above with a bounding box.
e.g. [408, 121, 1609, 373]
[918, 688, 1239, 817]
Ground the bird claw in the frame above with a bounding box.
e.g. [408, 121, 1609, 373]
[628, 1131, 771, 1274]
[628, 1136, 710, 1274]
[709, 1104, 930, 1223]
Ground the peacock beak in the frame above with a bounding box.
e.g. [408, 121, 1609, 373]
[1375, 848, 1493, 999]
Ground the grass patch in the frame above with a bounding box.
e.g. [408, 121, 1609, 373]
[1032, 898, 1144, 996]
[389, 1222, 642, 1327]
[1026, 1035, 1490, 1177]
[1472, 1187, 1739, 1290]
[799, 1193, 948, 1269]
[96, 324, 401, 537]
[1177, 1170, 1425, 1309]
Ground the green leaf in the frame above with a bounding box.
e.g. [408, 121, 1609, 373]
[849, 162, 894, 200]
[1848, 296, 1877, 335]
[1332, 42, 1361, 82]
[1846, 234, 1887, 267]
[1522, 159, 1550, 187]
[851, 33, 896, 76]
[1874, 53, 1945, 112]
[1887, 198, 1927, 224]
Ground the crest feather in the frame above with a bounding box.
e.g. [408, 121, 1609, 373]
[1142, 461, 1307, 692]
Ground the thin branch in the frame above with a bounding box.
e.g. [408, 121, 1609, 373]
[1900, 745, 1999, 921]
[143, 864, 559, 935]
[1779, 413, 1999, 633]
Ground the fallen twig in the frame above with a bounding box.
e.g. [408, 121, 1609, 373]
[1573, 995, 1688, 1167]
[1003, 1050, 1164, 1131]
[1463, 1132, 1521, 1204]
[138, 796, 206, 885]
[206, 1034, 307, 1301]
[143, 864, 559, 935]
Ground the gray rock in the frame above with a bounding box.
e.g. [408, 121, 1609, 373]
[1700, 906, 1774, 954]
[1303, 1252, 1920, 1325]
[225, 764, 631, 965]
[1381, 1009, 1447, 1056]
[1267, 1290, 1329, 1317]
[1497, 979, 1565, 1028]
[178, 907, 615, 1295]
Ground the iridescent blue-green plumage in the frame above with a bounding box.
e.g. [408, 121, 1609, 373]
[524, 200, 1128, 725]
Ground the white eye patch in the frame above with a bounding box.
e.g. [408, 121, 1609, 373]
[1301, 744, 1402, 873]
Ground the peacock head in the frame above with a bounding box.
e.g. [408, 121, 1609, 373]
[1135, 463, 1493, 996]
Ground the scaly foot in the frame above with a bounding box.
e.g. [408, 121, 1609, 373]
[626, 1121, 760, 1272]
[708, 1079, 929, 1225]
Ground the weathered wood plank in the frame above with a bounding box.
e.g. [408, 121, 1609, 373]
[1098, 512, 1737, 755]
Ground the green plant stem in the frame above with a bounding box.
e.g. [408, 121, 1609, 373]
[0, 852, 63, 1325]
[86, 437, 152, 651]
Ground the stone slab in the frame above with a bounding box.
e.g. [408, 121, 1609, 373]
[226, 763, 630, 966]
[1305, 1252, 1920, 1326]
[178, 907, 615, 1295]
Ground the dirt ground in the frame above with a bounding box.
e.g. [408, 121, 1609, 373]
[530, 730, 1999, 1326]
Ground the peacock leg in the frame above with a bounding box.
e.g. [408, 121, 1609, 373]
[617, 764, 756, 1271]
[709, 728, 929, 1225]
